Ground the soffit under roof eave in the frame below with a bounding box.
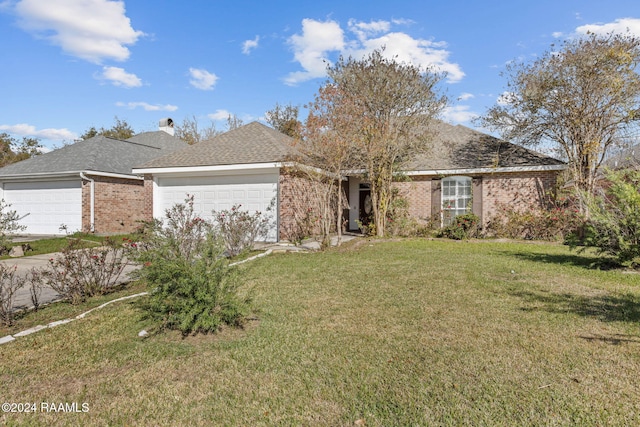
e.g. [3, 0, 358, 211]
[344, 164, 567, 176]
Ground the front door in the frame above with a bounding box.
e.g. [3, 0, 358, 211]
[359, 189, 372, 228]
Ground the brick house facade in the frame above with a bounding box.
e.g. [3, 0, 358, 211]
[81, 175, 147, 234]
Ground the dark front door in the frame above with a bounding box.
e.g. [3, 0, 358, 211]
[359, 189, 372, 228]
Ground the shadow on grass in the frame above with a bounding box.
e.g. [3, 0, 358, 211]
[497, 249, 618, 270]
[509, 288, 640, 324]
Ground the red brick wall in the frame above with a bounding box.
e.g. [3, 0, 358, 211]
[81, 176, 146, 234]
[389, 170, 559, 228]
[482, 170, 558, 223]
[143, 174, 154, 221]
[392, 177, 432, 223]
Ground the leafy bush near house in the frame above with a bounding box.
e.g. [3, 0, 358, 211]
[437, 213, 480, 240]
[577, 169, 640, 267]
[484, 197, 583, 241]
[40, 237, 129, 305]
[212, 204, 271, 256]
[134, 196, 251, 335]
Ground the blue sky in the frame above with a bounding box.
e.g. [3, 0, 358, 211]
[1, 0, 639, 149]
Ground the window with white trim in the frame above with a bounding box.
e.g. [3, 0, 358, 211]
[441, 176, 472, 226]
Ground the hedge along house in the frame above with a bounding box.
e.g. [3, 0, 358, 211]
[345, 120, 566, 231]
[135, 121, 565, 242]
[0, 119, 187, 235]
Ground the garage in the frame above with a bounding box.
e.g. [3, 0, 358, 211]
[154, 172, 279, 241]
[2, 180, 82, 235]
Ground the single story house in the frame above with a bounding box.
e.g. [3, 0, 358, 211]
[0, 120, 187, 234]
[134, 121, 566, 242]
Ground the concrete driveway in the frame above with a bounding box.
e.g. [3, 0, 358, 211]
[0, 253, 139, 311]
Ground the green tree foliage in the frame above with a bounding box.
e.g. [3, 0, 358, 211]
[266, 102, 302, 139]
[479, 32, 640, 201]
[0, 133, 43, 167]
[174, 115, 221, 145]
[579, 169, 640, 267]
[316, 48, 447, 236]
[79, 117, 136, 140]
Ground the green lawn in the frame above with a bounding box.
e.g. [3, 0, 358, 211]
[1, 239, 639, 426]
[1, 233, 138, 260]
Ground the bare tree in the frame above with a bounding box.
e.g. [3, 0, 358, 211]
[225, 114, 244, 132]
[321, 49, 447, 236]
[478, 32, 640, 203]
[174, 115, 221, 145]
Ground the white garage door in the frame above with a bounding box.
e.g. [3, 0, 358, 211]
[156, 173, 278, 241]
[3, 180, 82, 235]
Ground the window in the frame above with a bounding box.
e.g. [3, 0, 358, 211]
[441, 176, 472, 226]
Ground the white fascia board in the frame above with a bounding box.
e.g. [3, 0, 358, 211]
[0, 170, 143, 182]
[83, 170, 143, 180]
[132, 162, 283, 176]
[0, 171, 82, 181]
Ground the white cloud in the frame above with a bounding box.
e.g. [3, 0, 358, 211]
[208, 109, 231, 121]
[99, 66, 142, 87]
[189, 68, 218, 90]
[285, 19, 345, 85]
[0, 123, 77, 141]
[576, 17, 640, 37]
[116, 102, 177, 112]
[441, 105, 478, 124]
[285, 18, 464, 85]
[242, 36, 259, 54]
[348, 19, 390, 41]
[458, 92, 474, 101]
[552, 31, 564, 38]
[13, 0, 144, 63]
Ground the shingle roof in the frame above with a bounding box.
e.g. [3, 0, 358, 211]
[136, 122, 295, 169]
[0, 131, 187, 177]
[405, 121, 565, 170]
[135, 120, 563, 172]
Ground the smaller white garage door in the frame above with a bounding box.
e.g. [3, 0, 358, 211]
[3, 180, 82, 235]
[156, 173, 278, 241]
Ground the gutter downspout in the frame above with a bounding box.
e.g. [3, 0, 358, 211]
[79, 172, 95, 232]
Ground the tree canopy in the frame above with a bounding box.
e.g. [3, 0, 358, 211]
[79, 117, 136, 141]
[266, 103, 302, 139]
[301, 49, 447, 236]
[0, 133, 43, 167]
[479, 32, 640, 199]
[174, 116, 221, 145]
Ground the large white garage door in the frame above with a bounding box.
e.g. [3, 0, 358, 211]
[155, 173, 278, 241]
[3, 180, 82, 235]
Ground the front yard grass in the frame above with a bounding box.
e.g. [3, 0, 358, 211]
[1, 233, 137, 259]
[1, 239, 639, 426]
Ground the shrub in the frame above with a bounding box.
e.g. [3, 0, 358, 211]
[578, 169, 640, 267]
[134, 197, 251, 335]
[485, 197, 583, 241]
[0, 263, 22, 326]
[437, 213, 480, 240]
[41, 237, 129, 305]
[212, 204, 271, 256]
